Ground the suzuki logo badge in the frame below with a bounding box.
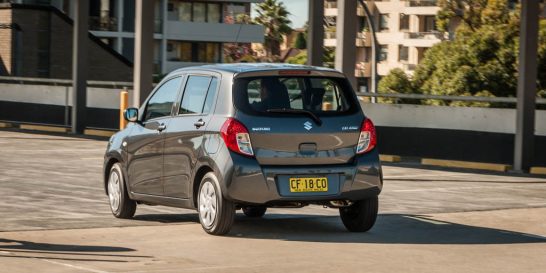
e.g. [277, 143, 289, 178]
[304, 121, 313, 131]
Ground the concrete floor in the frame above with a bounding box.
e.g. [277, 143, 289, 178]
[1, 129, 546, 272]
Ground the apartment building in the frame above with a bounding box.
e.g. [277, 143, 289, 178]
[324, 0, 444, 92]
[9, 0, 264, 75]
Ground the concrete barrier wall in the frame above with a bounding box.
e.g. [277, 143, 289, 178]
[0, 83, 121, 109]
[1, 82, 545, 164]
[362, 103, 546, 136]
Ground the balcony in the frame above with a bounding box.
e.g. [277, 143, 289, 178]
[324, 31, 336, 47]
[403, 31, 444, 47]
[356, 32, 371, 47]
[355, 62, 371, 78]
[405, 0, 437, 7]
[405, 31, 444, 40]
[89, 16, 117, 32]
[402, 0, 440, 15]
[403, 63, 417, 71]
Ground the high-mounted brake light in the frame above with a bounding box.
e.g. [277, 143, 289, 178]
[356, 118, 377, 154]
[220, 118, 254, 156]
[278, 70, 311, 76]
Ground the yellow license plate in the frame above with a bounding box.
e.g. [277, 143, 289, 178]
[289, 177, 328, 192]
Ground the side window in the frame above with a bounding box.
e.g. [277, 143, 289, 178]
[144, 77, 182, 121]
[202, 78, 218, 114]
[179, 75, 211, 114]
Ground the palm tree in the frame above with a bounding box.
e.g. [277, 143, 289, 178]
[254, 0, 292, 59]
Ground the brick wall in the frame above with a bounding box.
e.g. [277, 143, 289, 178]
[0, 9, 13, 75]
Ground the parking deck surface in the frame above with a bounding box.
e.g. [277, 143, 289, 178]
[1, 129, 546, 272]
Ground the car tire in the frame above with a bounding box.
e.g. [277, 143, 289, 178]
[198, 172, 235, 235]
[242, 206, 267, 218]
[339, 196, 378, 232]
[107, 163, 136, 219]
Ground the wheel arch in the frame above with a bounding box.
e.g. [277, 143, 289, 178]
[104, 152, 124, 195]
[191, 158, 223, 208]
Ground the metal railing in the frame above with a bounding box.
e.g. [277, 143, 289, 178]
[405, 31, 444, 40]
[357, 92, 546, 105]
[405, 0, 438, 7]
[0, 76, 133, 89]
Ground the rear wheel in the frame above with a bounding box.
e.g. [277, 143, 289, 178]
[242, 206, 267, 218]
[107, 163, 136, 219]
[198, 172, 235, 235]
[339, 196, 378, 232]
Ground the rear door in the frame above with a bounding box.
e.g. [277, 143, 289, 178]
[233, 75, 364, 165]
[162, 74, 220, 199]
[126, 76, 183, 196]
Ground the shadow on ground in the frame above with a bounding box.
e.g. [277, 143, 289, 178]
[0, 238, 151, 262]
[120, 212, 546, 245]
[228, 213, 546, 244]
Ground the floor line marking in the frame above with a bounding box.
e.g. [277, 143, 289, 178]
[41, 258, 110, 273]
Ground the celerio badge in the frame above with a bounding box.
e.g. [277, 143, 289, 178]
[304, 121, 313, 131]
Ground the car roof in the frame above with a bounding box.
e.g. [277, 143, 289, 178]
[171, 63, 342, 75]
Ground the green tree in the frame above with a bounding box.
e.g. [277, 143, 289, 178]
[286, 50, 307, 64]
[381, 0, 546, 107]
[293, 32, 307, 49]
[377, 68, 417, 104]
[254, 0, 292, 59]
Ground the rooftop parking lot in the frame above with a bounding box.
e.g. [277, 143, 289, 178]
[1, 129, 546, 272]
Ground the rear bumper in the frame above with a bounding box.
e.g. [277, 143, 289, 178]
[218, 147, 383, 205]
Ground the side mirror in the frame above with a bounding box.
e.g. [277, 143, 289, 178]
[124, 107, 139, 122]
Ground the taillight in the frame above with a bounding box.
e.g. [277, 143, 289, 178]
[356, 118, 377, 154]
[220, 118, 254, 156]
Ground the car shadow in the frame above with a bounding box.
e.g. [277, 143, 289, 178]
[0, 239, 151, 262]
[228, 213, 546, 245]
[133, 213, 200, 224]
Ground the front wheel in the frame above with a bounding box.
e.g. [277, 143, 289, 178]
[339, 196, 378, 232]
[107, 163, 136, 219]
[198, 172, 235, 235]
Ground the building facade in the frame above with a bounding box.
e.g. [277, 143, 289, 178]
[82, 0, 264, 75]
[0, 2, 133, 81]
[324, 0, 444, 92]
[6, 0, 264, 76]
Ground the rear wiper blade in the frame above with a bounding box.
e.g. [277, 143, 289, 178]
[266, 108, 322, 126]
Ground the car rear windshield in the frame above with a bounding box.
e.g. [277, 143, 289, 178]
[233, 76, 358, 116]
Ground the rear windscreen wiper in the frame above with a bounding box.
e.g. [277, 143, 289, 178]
[266, 108, 322, 126]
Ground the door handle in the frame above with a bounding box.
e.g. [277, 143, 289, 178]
[157, 123, 167, 132]
[194, 119, 206, 128]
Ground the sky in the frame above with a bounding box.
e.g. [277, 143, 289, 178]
[251, 0, 309, 29]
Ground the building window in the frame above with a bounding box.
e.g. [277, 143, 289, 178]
[179, 42, 192, 62]
[225, 3, 246, 24]
[170, 1, 224, 23]
[178, 2, 192, 22]
[379, 14, 389, 31]
[399, 46, 409, 62]
[207, 3, 221, 23]
[379, 45, 388, 62]
[423, 16, 436, 32]
[168, 41, 221, 63]
[399, 14, 409, 31]
[193, 2, 206, 22]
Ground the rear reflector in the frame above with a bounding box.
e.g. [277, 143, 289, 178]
[356, 118, 377, 154]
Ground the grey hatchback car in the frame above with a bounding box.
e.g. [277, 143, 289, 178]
[103, 64, 383, 235]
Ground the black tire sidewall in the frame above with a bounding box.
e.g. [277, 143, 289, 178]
[108, 163, 136, 218]
[198, 172, 234, 235]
